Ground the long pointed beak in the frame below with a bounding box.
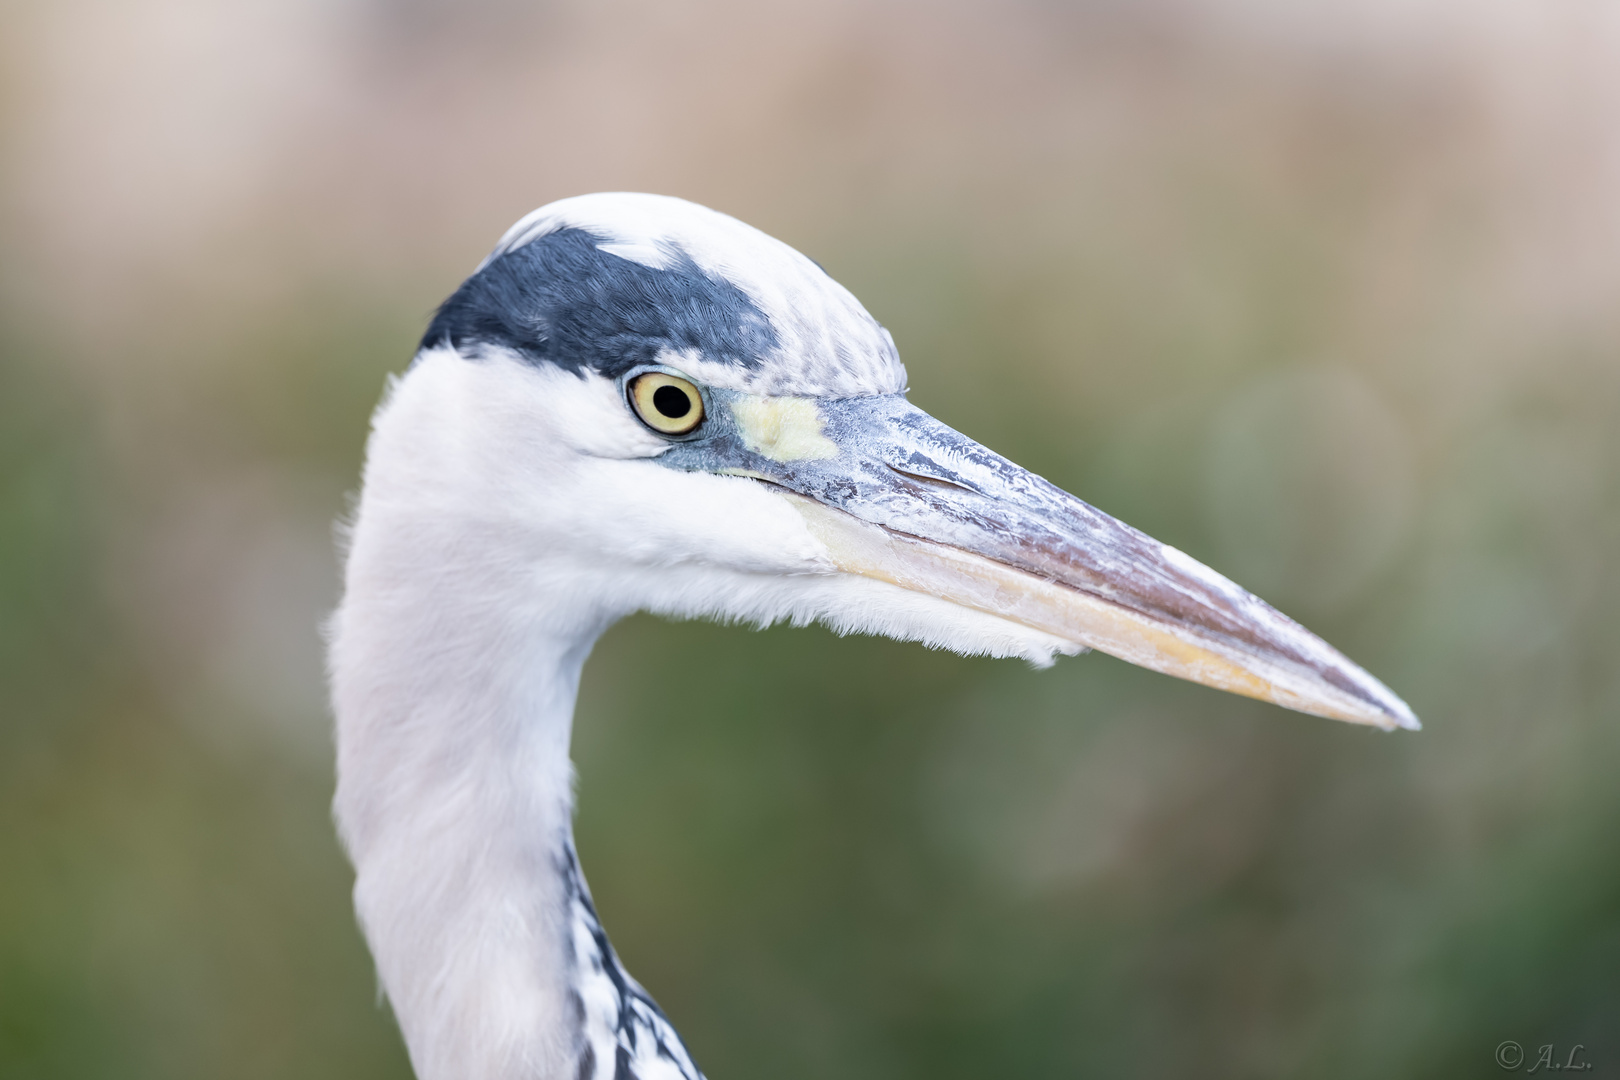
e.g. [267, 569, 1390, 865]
[662, 391, 1419, 731]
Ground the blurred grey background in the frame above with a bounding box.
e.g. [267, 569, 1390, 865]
[2, 1, 1617, 1077]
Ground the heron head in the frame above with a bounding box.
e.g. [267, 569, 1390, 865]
[380, 192, 1415, 731]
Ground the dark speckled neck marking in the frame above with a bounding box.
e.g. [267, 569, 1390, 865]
[422, 227, 778, 379]
[562, 840, 704, 1080]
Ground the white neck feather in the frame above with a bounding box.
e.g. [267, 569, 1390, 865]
[331, 497, 603, 1080]
[329, 354, 630, 1080]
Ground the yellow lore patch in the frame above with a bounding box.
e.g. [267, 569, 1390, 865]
[731, 397, 840, 461]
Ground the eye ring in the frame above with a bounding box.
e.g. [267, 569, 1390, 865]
[628, 372, 705, 436]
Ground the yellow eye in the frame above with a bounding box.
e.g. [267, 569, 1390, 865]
[629, 372, 705, 435]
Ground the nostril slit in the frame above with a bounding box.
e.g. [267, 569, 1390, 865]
[886, 465, 978, 495]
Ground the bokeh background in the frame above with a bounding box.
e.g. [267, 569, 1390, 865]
[3, 0, 1618, 1076]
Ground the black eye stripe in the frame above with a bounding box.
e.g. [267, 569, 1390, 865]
[653, 384, 691, 418]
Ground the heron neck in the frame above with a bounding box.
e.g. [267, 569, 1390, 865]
[330, 509, 606, 1080]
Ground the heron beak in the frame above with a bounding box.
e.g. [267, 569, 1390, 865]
[666, 391, 1418, 731]
[787, 492, 1417, 729]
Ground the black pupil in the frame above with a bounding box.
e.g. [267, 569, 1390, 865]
[652, 384, 691, 419]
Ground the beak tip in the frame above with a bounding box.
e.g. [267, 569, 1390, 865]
[1379, 700, 1422, 732]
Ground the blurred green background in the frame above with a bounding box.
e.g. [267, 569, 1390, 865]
[2, 1, 1618, 1077]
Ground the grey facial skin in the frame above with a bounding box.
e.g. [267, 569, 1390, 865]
[651, 380, 1418, 732]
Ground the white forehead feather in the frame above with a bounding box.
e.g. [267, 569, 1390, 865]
[481, 193, 907, 398]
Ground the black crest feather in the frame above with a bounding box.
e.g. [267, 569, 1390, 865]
[423, 227, 778, 378]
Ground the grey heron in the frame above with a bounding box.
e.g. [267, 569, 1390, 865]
[328, 192, 1417, 1080]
